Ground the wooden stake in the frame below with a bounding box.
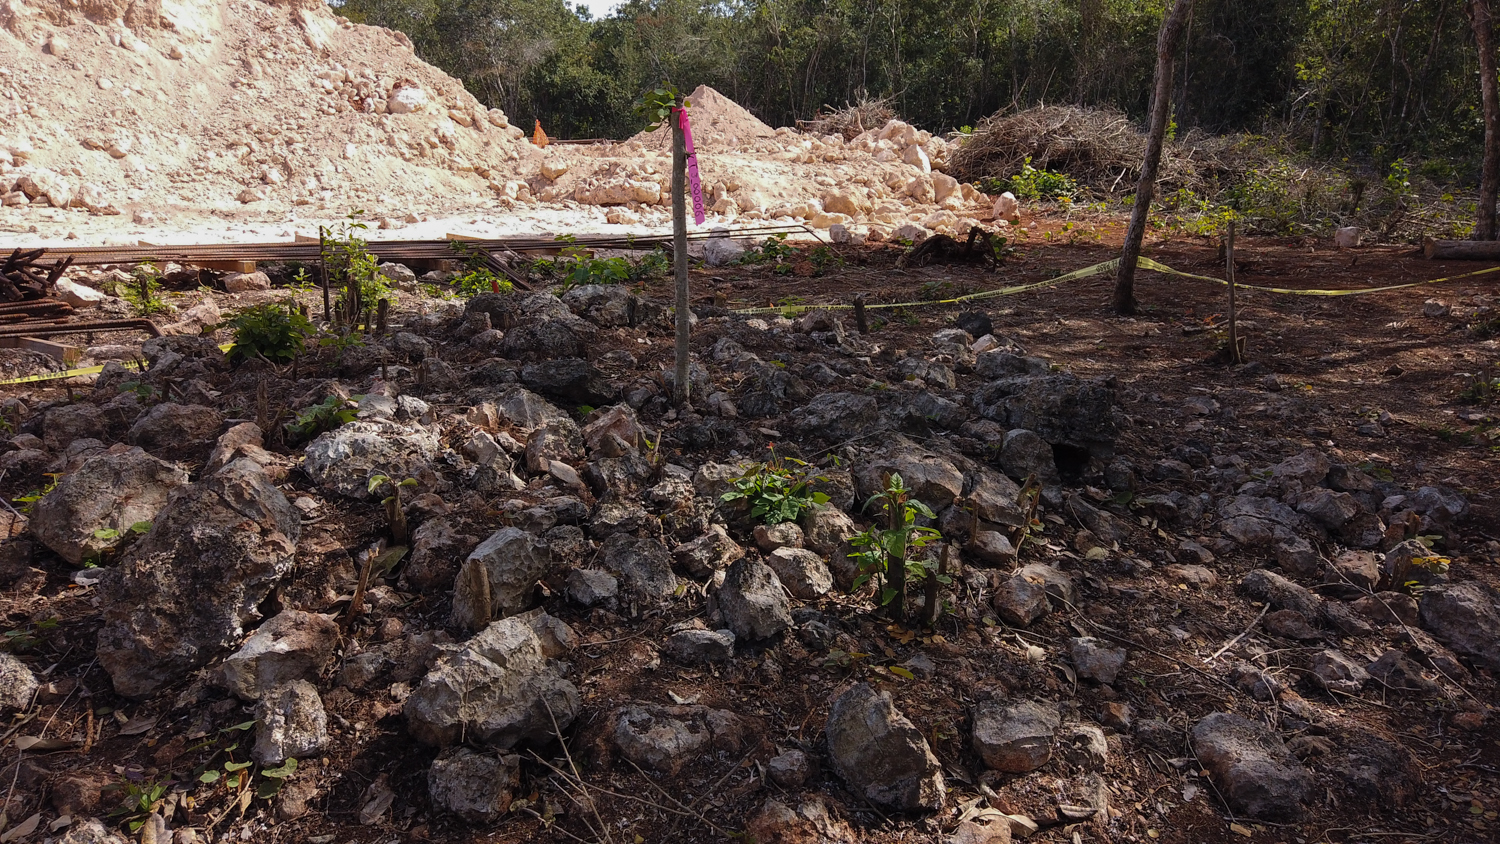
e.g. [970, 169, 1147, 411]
[671, 104, 691, 406]
[1226, 220, 1244, 364]
[319, 228, 331, 323]
[854, 294, 868, 333]
[376, 298, 389, 336]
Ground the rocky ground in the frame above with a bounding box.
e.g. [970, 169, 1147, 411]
[0, 224, 1498, 844]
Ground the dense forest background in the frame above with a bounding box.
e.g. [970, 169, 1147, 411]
[337, 0, 1487, 178]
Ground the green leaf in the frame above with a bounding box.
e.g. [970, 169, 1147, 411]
[255, 778, 286, 800]
[222, 720, 257, 732]
[260, 758, 298, 778]
[199, 770, 221, 784]
[888, 666, 916, 680]
[224, 761, 253, 772]
[129, 520, 153, 534]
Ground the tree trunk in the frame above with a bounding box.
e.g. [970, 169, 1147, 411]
[1113, 0, 1196, 314]
[1470, 0, 1500, 240]
[672, 109, 691, 405]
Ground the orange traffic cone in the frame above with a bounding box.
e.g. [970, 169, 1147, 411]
[533, 119, 549, 147]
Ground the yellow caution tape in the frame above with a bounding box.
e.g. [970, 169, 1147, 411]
[732, 254, 1500, 316]
[0, 358, 143, 386]
[1135, 256, 1500, 295]
[0, 344, 233, 387]
[732, 259, 1122, 316]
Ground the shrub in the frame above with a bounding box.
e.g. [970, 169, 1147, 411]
[285, 395, 358, 442]
[978, 157, 1079, 201]
[849, 472, 944, 622]
[121, 262, 172, 317]
[720, 444, 829, 525]
[226, 302, 316, 364]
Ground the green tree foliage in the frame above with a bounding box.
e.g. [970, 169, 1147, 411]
[337, 0, 1487, 166]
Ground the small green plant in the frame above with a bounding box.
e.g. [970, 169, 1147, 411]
[317, 329, 366, 361]
[2, 616, 58, 652]
[13, 473, 61, 513]
[287, 265, 316, 291]
[226, 302, 316, 365]
[118, 381, 162, 404]
[848, 472, 943, 622]
[1460, 367, 1500, 404]
[529, 238, 668, 289]
[121, 262, 172, 317]
[322, 212, 392, 323]
[979, 157, 1079, 201]
[736, 234, 797, 270]
[634, 82, 686, 129]
[109, 776, 171, 833]
[810, 245, 844, 276]
[720, 444, 830, 525]
[453, 267, 512, 298]
[368, 474, 418, 543]
[285, 395, 358, 443]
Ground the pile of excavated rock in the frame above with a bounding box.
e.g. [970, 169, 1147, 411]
[2, 0, 1004, 239]
[0, 275, 1495, 843]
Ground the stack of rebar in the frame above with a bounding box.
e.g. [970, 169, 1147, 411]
[2, 248, 74, 301]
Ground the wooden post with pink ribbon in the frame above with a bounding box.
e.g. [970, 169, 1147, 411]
[669, 97, 702, 405]
[636, 83, 701, 406]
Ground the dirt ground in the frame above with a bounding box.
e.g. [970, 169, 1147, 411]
[2, 211, 1498, 844]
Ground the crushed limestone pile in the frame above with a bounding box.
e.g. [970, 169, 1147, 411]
[1, 4, 993, 239]
[0, 0, 539, 222]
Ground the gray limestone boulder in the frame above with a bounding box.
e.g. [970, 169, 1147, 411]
[826, 683, 945, 811]
[405, 617, 581, 749]
[97, 459, 300, 698]
[1190, 713, 1312, 820]
[716, 558, 792, 641]
[30, 448, 189, 565]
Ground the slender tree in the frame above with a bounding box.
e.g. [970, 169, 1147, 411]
[1469, 0, 1500, 240]
[1113, 0, 1196, 315]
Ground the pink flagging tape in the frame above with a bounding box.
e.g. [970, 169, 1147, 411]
[679, 107, 706, 225]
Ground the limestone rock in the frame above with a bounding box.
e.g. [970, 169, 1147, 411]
[672, 525, 744, 578]
[663, 629, 736, 664]
[127, 402, 224, 452]
[405, 617, 581, 749]
[429, 748, 520, 822]
[302, 420, 441, 499]
[451, 527, 551, 631]
[253, 680, 328, 765]
[1190, 713, 1312, 820]
[0, 651, 37, 710]
[1069, 637, 1126, 684]
[1418, 581, 1500, 671]
[973, 699, 1059, 773]
[30, 448, 188, 566]
[716, 558, 792, 640]
[220, 610, 339, 701]
[611, 703, 747, 775]
[97, 460, 300, 698]
[765, 547, 834, 598]
[992, 573, 1048, 627]
[825, 683, 945, 811]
